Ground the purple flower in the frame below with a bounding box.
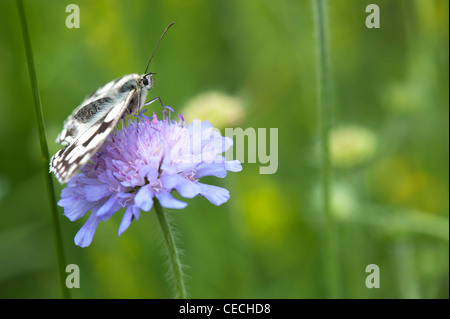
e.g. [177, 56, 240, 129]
[58, 109, 242, 247]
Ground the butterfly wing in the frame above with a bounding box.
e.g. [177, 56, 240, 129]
[50, 89, 136, 184]
[56, 74, 140, 146]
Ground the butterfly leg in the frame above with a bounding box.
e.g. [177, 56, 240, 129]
[144, 96, 164, 108]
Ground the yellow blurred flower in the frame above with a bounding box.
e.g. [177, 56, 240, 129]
[371, 156, 446, 214]
[236, 176, 294, 249]
[181, 91, 245, 129]
[329, 126, 378, 168]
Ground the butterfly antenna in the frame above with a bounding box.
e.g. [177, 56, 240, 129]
[144, 22, 175, 74]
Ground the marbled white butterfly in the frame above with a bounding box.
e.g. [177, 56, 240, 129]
[50, 23, 174, 184]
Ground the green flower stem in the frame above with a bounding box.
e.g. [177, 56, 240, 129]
[16, 0, 70, 299]
[154, 199, 187, 299]
[313, 0, 341, 298]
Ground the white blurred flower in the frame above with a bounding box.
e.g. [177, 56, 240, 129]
[331, 182, 357, 219]
[310, 181, 358, 221]
[329, 126, 378, 169]
[181, 91, 245, 129]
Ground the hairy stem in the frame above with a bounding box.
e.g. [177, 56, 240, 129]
[154, 199, 187, 299]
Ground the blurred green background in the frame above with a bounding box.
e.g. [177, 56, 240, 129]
[0, 0, 448, 298]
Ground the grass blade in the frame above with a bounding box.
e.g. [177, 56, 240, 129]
[16, 0, 70, 299]
[313, 0, 341, 298]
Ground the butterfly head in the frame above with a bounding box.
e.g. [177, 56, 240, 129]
[141, 73, 154, 90]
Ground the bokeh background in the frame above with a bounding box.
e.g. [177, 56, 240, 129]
[0, 0, 448, 298]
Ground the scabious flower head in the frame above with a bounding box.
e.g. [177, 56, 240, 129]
[58, 108, 242, 247]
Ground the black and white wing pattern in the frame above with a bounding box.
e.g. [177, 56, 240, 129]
[56, 75, 139, 146]
[50, 89, 136, 184]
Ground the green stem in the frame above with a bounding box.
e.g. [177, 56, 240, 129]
[154, 199, 187, 299]
[16, 0, 70, 299]
[313, 0, 341, 298]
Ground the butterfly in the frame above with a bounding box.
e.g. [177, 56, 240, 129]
[50, 23, 174, 184]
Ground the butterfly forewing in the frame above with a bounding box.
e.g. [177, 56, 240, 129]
[56, 75, 140, 146]
[50, 89, 136, 184]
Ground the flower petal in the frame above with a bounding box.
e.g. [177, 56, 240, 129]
[226, 160, 242, 172]
[58, 186, 96, 222]
[156, 191, 187, 209]
[59, 197, 96, 221]
[96, 196, 120, 220]
[134, 184, 154, 211]
[118, 205, 140, 236]
[160, 174, 201, 198]
[198, 183, 230, 206]
[175, 178, 201, 198]
[84, 184, 111, 202]
[205, 135, 233, 157]
[138, 165, 159, 181]
[159, 173, 178, 189]
[194, 162, 227, 178]
[221, 136, 234, 153]
[188, 119, 213, 133]
[74, 213, 101, 247]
